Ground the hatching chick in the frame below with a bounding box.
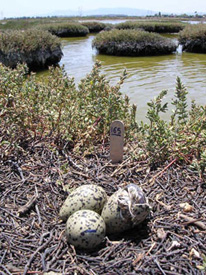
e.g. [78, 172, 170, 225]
[125, 183, 146, 204]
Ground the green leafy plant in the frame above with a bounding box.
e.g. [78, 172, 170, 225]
[145, 90, 173, 164]
[171, 76, 188, 126]
[133, 77, 206, 174]
[0, 61, 136, 154]
[1, 61, 206, 177]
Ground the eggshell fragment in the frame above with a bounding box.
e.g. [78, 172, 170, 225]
[179, 202, 193, 212]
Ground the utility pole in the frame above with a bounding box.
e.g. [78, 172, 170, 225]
[78, 6, 83, 17]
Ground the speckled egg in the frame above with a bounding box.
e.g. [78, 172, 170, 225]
[65, 209, 106, 249]
[101, 184, 150, 234]
[59, 184, 107, 221]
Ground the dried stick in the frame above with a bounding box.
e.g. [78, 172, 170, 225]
[23, 231, 53, 275]
[178, 213, 206, 230]
[18, 195, 38, 216]
[152, 158, 178, 181]
[111, 157, 131, 177]
[7, 160, 25, 182]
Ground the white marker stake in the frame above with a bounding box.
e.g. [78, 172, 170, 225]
[110, 120, 124, 163]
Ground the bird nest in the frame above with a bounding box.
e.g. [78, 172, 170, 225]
[1, 141, 206, 274]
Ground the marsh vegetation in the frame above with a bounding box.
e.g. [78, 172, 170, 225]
[115, 21, 185, 33]
[92, 29, 177, 56]
[81, 21, 110, 32]
[0, 17, 205, 68]
[38, 22, 90, 37]
[178, 24, 206, 53]
[0, 29, 62, 69]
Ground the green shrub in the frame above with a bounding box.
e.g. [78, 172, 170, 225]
[0, 62, 136, 152]
[135, 77, 206, 174]
[1, 61, 206, 175]
[115, 21, 185, 33]
[178, 24, 206, 53]
[92, 29, 177, 56]
[39, 23, 89, 37]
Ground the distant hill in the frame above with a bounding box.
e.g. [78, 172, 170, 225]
[51, 7, 157, 17]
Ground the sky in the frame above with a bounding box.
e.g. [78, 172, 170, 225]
[1, 0, 206, 18]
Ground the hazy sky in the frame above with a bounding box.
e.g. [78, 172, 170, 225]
[1, 0, 206, 18]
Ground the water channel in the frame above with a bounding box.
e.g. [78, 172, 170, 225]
[58, 31, 206, 121]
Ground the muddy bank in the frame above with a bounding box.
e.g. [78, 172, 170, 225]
[180, 39, 206, 53]
[0, 47, 63, 70]
[94, 40, 177, 56]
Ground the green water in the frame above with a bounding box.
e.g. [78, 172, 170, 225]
[38, 34, 206, 121]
